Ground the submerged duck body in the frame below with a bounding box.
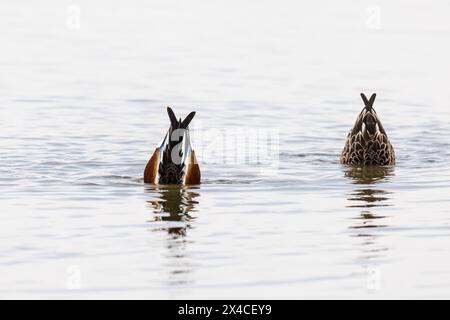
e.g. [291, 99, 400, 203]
[144, 107, 201, 185]
[341, 93, 395, 166]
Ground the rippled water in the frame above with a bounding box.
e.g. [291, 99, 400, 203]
[1, 1, 450, 299]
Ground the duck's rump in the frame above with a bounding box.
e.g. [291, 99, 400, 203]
[144, 129, 201, 185]
[341, 130, 395, 165]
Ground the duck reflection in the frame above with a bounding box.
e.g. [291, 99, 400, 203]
[345, 166, 394, 228]
[146, 185, 199, 237]
[145, 185, 200, 287]
[344, 166, 395, 261]
[344, 165, 394, 185]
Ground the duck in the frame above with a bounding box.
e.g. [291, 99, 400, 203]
[341, 93, 395, 166]
[144, 107, 201, 184]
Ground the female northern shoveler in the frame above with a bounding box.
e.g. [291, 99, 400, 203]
[144, 107, 201, 185]
[341, 93, 395, 166]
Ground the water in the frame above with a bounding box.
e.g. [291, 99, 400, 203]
[1, 0, 450, 299]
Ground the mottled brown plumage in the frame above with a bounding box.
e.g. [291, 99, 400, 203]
[341, 93, 395, 166]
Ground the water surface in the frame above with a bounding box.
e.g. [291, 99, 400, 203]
[1, 0, 450, 299]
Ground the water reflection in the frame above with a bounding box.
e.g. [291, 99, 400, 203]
[146, 185, 200, 237]
[347, 189, 391, 209]
[344, 166, 395, 185]
[344, 166, 395, 262]
[145, 185, 200, 287]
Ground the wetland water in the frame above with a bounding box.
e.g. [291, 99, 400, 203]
[1, 1, 450, 298]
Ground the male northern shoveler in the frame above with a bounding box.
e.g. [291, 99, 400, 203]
[144, 107, 201, 185]
[341, 93, 395, 166]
